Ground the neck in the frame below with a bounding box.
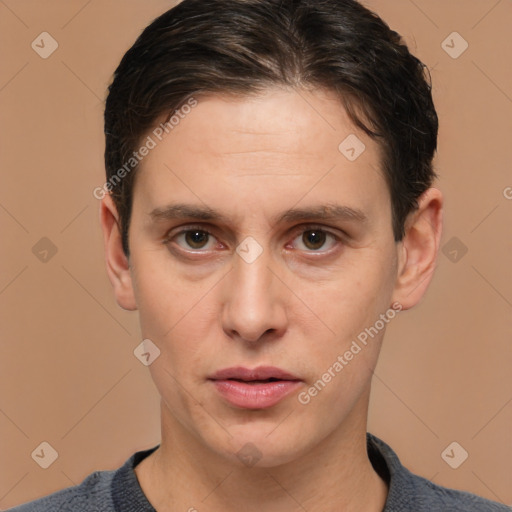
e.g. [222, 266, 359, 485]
[135, 394, 388, 511]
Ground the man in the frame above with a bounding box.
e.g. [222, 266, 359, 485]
[9, 0, 510, 510]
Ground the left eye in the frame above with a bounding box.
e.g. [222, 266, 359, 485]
[291, 228, 337, 251]
[174, 229, 217, 250]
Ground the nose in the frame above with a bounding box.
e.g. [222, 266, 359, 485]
[220, 246, 288, 345]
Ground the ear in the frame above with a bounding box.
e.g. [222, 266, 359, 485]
[99, 194, 138, 311]
[391, 187, 443, 310]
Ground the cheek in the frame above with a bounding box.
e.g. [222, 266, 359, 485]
[303, 251, 396, 335]
[294, 249, 397, 385]
[131, 251, 208, 334]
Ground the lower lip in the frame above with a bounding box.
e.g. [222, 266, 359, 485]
[210, 379, 302, 409]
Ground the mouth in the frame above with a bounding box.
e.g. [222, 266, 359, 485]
[225, 377, 282, 384]
[208, 366, 302, 409]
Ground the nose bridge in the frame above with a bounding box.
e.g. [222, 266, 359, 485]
[222, 240, 287, 342]
[232, 242, 275, 310]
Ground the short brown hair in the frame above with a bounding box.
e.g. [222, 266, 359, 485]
[104, 0, 438, 256]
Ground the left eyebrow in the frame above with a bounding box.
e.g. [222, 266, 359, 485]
[273, 203, 368, 225]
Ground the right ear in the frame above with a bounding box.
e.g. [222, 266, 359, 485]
[99, 194, 138, 311]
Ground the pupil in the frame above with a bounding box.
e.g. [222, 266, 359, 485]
[303, 230, 325, 250]
[186, 230, 208, 248]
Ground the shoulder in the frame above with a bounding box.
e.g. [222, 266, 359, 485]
[367, 433, 511, 512]
[399, 465, 511, 511]
[5, 469, 116, 512]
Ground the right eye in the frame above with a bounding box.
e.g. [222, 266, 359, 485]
[165, 226, 219, 252]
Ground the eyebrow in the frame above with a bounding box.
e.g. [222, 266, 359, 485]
[149, 202, 368, 225]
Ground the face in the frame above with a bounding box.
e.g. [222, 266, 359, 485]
[103, 87, 434, 468]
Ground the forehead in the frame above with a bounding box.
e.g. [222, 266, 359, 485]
[133, 87, 389, 226]
[154, 88, 370, 163]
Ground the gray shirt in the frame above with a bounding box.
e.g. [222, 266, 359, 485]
[7, 433, 511, 511]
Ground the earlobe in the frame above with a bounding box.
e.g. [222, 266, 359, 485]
[391, 187, 443, 310]
[99, 194, 138, 311]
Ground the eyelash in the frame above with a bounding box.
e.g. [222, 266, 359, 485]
[163, 224, 343, 254]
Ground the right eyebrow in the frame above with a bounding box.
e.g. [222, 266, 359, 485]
[149, 203, 230, 223]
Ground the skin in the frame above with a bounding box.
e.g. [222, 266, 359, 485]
[100, 87, 443, 511]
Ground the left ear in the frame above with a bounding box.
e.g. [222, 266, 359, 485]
[391, 187, 443, 310]
[99, 193, 138, 311]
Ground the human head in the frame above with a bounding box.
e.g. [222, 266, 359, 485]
[103, 0, 438, 257]
[100, 0, 442, 472]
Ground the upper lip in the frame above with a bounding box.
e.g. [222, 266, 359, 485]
[209, 366, 301, 381]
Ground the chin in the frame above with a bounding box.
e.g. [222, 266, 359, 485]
[213, 423, 315, 469]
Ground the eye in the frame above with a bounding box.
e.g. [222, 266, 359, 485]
[171, 227, 218, 251]
[290, 226, 339, 252]
[165, 224, 341, 254]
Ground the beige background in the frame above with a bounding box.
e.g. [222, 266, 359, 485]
[1, 0, 511, 508]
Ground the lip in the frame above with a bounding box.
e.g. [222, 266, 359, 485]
[208, 366, 302, 409]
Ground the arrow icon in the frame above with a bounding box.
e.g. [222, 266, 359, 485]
[32, 237, 58, 262]
[339, 134, 365, 161]
[236, 236, 263, 263]
[441, 32, 468, 59]
[441, 441, 468, 469]
[31, 32, 59, 59]
[442, 236, 467, 263]
[134, 339, 161, 366]
[31, 441, 58, 468]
